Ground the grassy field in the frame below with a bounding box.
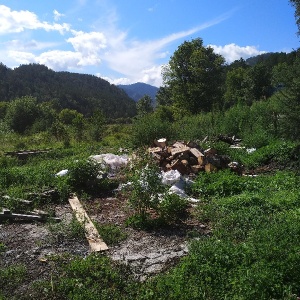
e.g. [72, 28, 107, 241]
[1, 126, 300, 299]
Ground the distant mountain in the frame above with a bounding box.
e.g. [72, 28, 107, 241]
[0, 63, 137, 119]
[118, 82, 159, 102]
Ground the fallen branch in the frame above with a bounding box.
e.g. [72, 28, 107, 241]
[0, 209, 60, 222]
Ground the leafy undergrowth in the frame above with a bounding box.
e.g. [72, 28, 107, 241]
[139, 170, 300, 300]
[1, 140, 300, 299]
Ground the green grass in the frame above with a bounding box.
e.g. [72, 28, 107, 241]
[94, 223, 128, 246]
[2, 129, 300, 299]
[29, 254, 136, 300]
[139, 170, 300, 300]
[0, 265, 27, 299]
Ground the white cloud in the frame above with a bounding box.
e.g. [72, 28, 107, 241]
[36, 50, 83, 70]
[209, 43, 266, 63]
[5, 39, 58, 51]
[53, 10, 65, 21]
[8, 51, 36, 65]
[0, 4, 237, 87]
[139, 65, 163, 87]
[0, 5, 70, 35]
[101, 14, 230, 86]
[67, 31, 107, 56]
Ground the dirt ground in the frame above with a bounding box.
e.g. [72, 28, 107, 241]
[0, 190, 210, 297]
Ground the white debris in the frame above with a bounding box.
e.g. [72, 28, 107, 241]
[55, 169, 68, 177]
[90, 153, 129, 173]
[161, 169, 181, 185]
[246, 148, 256, 154]
[161, 170, 199, 203]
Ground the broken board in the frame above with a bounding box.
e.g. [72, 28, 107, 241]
[68, 195, 108, 252]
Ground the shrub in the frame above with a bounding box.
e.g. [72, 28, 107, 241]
[158, 193, 189, 223]
[131, 114, 173, 147]
[191, 169, 259, 198]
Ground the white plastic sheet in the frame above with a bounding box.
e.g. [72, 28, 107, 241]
[90, 153, 129, 171]
[161, 169, 199, 203]
[161, 169, 181, 185]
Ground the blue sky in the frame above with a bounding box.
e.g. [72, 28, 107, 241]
[0, 0, 298, 87]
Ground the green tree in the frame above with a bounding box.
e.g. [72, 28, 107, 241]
[0, 102, 8, 119]
[59, 108, 83, 125]
[155, 86, 172, 106]
[276, 56, 300, 139]
[290, 0, 300, 35]
[246, 63, 272, 102]
[162, 38, 225, 114]
[136, 95, 153, 116]
[224, 67, 249, 107]
[88, 110, 105, 141]
[5, 96, 39, 133]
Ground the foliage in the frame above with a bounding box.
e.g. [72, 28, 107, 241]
[94, 223, 128, 246]
[48, 213, 86, 241]
[57, 158, 115, 196]
[0, 265, 27, 297]
[191, 169, 260, 199]
[174, 112, 219, 141]
[131, 113, 173, 147]
[276, 56, 300, 140]
[162, 38, 225, 113]
[158, 193, 188, 223]
[88, 110, 106, 142]
[137, 171, 300, 300]
[290, 0, 300, 35]
[31, 254, 135, 300]
[0, 63, 137, 119]
[127, 161, 165, 220]
[0, 243, 6, 253]
[136, 94, 153, 116]
[5, 96, 39, 134]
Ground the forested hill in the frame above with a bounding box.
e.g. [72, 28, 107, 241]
[118, 82, 159, 102]
[0, 63, 137, 119]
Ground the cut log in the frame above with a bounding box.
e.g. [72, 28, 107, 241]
[154, 138, 167, 148]
[190, 148, 204, 159]
[148, 147, 163, 154]
[68, 195, 108, 252]
[191, 165, 204, 174]
[171, 146, 190, 157]
[172, 141, 186, 148]
[205, 163, 218, 173]
[171, 159, 189, 175]
[204, 148, 217, 156]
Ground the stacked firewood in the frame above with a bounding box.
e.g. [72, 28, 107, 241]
[148, 138, 241, 175]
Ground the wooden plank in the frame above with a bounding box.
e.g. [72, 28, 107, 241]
[0, 210, 60, 222]
[172, 141, 186, 148]
[171, 146, 190, 157]
[68, 195, 108, 252]
[189, 148, 204, 159]
[205, 163, 218, 173]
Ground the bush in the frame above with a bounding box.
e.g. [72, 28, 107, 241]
[191, 169, 260, 198]
[131, 114, 173, 147]
[158, 193, 188, 223]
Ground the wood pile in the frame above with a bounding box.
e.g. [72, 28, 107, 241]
[148, 138, 240, 175]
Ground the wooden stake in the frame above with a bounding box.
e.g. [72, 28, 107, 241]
[68, 195, 108, 252]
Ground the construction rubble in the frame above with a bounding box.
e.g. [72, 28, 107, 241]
[148, 138, 243, 176]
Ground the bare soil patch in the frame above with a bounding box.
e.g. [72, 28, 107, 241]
[0, 192, 209, 297]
